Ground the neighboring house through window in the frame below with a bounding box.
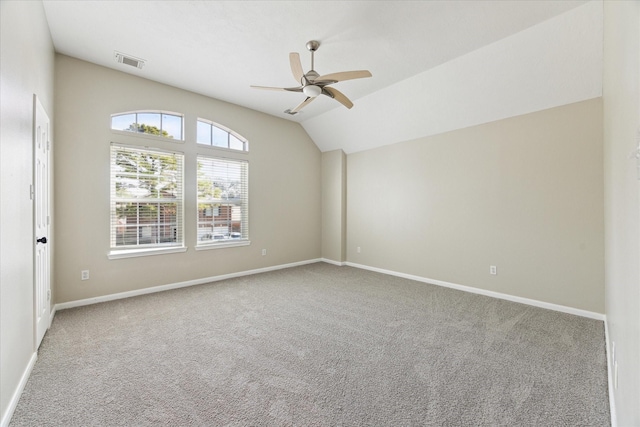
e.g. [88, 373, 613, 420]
[197, 156, 249, 247]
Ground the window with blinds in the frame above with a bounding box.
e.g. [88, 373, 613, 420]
[110, 144, 184, 250]
[197, 156, 248, 246]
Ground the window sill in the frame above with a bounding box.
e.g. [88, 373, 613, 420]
[195, 240, 250, 251]
[108, 246, 187, 259]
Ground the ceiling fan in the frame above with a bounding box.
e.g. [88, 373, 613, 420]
[251, 40, 372, 115]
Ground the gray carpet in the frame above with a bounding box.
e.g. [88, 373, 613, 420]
[10, 263, 610, 426]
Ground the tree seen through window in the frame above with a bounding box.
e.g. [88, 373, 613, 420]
[111, 145, 183, 248]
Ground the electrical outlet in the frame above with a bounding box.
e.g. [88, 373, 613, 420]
[261, 249, 267, 256]
[490, 265, 497, 275]
[81, 270, 90, 281]
[357, 246, 361, 253]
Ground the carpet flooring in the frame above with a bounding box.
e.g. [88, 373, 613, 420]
[10, 262, 610, 426]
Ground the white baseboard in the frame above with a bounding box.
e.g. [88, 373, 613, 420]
[56, 258, 323, 311]
[1, 352, 37, 427]
[344, 261, 605, 321]
[56, 256, 605, 319]
[321, 258, 346, 266]
[49, 304, 56, 327]
[604, 318, 617, 427]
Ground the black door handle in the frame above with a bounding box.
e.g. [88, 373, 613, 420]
[36, 237, 47, 244]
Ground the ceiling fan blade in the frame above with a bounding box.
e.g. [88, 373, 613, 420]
[290, 96, 316, 113]
[250, 85, 302, 92]
[323, 87, 354, 109]
[315, 70, 372, 83]
[289, 52, 304, 83]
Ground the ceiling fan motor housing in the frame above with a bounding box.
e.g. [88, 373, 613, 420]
[304, 70, 320, 83]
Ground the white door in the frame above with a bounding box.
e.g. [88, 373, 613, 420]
[34, 95, 51, 349]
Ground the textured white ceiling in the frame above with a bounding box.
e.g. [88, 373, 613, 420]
[41, 0, 601, 153]
[304, 1, 603, 153]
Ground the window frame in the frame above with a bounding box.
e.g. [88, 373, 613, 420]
[108, 143, 186, 259]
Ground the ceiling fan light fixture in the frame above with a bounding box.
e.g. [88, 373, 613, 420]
[303, 85, 322, 98]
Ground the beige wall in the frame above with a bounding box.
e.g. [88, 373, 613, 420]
[53, 55, 321, 303]
[321, 150, 346, 263]
[347, 99, 604, 313]
[3, 3, 631, 424]
[0, 0, 55, 423]
[603, 1, 640, 425]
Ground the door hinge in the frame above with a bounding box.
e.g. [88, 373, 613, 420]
[47, 289, 51, 301]
[29, 184, 34, 200]
[47, 215, 50, 225]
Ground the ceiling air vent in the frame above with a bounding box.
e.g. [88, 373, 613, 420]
[114, 51, 145, 69]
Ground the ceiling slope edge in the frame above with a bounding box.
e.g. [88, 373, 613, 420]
[303, 0, 603, 155]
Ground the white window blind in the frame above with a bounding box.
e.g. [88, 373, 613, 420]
[110, 144, 184, 250]
[197, 156, 248, 245]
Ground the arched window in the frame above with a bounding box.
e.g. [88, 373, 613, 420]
[196, 119, 248, 151]
[111, 111, 184, 140]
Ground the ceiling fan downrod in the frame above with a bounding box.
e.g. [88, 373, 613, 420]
[306, 40, 320, 72]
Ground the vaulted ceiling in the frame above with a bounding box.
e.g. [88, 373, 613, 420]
[42, 0, 602, 153]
